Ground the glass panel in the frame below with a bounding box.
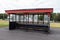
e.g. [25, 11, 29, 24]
[44, 15, 49, 24]
[23, 15, 27, 24]
[13, 14, 49, 25]
[38, 15, 44, 24]
[9, 14, 12, 22]
[16, 15, 19, 22]
[9, 14, 14, 22]
[13, 14, 15, 21]
[23, 15, 29, 24]
[9, 14, 16, 22]
[19, 15, 21, 22]
[34, 15, 38, 24]
[20, 15, 23, 23]
[29, 15, 33, 24]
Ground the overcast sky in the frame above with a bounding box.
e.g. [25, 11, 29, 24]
[0, 0, 60, 13]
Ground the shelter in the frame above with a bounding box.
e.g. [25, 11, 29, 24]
[5, 8, 53, 32]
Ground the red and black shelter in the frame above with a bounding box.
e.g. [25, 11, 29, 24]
[5, 8, 53, 32]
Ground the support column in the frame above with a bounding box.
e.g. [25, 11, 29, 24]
[37, 14, 39, 24]
[44, 13, 50, 32]
[32, 14, 34, 24]
[48, 13, 50, 27]
[43, 14, 44, 24]
[28, 14, 29, 23]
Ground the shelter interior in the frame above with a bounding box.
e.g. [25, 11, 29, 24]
[9, 13, 49, 25]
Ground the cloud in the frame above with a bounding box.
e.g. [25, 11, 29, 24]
[0, 0, 60, 13]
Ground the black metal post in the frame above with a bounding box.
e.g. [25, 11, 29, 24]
[43, 14, 44, 24]
[32, 14, 34, 24]
[37, 14, 39, 24]
[28, 14, 29, 23]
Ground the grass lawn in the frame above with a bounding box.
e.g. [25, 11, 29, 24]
[50, 22, 60, 28]
[0, 20, 9, 28]
[0, 20, 60, 28]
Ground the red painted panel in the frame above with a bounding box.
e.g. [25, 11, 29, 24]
[5, 8, 53, 14]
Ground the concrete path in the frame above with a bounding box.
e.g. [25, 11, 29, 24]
[0, 27, 60, 40]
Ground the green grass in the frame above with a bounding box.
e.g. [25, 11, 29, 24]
[50, 22, 60, 28]
[0, 20, 9, 28]
[0, 20, 60, 28]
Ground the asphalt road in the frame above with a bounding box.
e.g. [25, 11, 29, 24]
[0, 27, 60, 40]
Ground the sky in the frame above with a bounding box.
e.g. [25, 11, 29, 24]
[0, 0, 60, 13]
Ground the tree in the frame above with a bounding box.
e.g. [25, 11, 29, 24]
[50, 13, 56, 21]
[55, 13, 60, 22]
[38, 15, 44, 20]
[0, 13, 7, 20]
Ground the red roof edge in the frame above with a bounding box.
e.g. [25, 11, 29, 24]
[5, 8, 53, 14]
